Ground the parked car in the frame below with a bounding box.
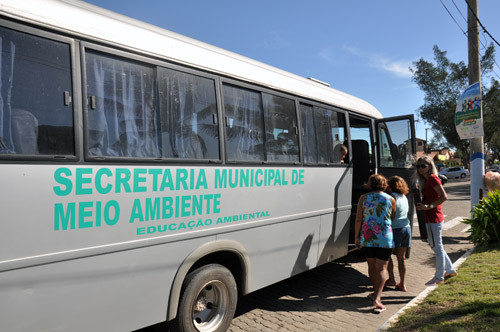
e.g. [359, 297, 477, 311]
[439, 166, 470, 179]
[487, 165, 500, 173]
[438, 174, 448, 185]
[435, 163, 445, 172]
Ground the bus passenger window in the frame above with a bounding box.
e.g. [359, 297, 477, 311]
[263, 93, 298, 162]
[331, 113, 347, 164]
[0, 27, 74, 156]
[313, 107, 332, 163]
[158, 68, 219, 160]
[85, 51, 158, 158]
[300, 104, 345, 165]
[300, 104, 317, 164]
[222, 84, 265, 162]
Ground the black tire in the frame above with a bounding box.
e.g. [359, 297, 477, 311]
[174, 264, 237, 332]
[460, 173, 466, 178]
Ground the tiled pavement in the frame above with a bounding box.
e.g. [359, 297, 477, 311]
[141, 180, 473, 332]
[228, 180, 473, 332]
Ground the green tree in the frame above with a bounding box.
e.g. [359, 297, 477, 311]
[411, 44, 498, 162]
[483, 79, 500, 163]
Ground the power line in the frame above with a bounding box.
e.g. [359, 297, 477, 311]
[464, 0, 500, 48]
[462, 0, 500, 80]
[463, 0, 500, 81]
[451, 0, 467, 23]
[439, 0, 500, 80]
[479, 36, 500, 81]
[440, 0, 467, 35]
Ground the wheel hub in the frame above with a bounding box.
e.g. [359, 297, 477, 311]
[192, 281, 229, 331]
[194, 297, 207, 312]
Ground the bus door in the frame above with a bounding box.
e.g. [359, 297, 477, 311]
[347, 115, 375, 245]
[374, 115, 426, 247]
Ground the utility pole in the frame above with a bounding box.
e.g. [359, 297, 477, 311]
[467, 0, 484, 209]
[425, 128, 430, 154]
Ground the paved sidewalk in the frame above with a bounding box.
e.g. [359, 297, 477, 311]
[228, 180, 473, 332]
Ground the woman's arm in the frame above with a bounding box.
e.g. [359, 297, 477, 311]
[354, 195, 365, 248]
[391, 197, 397, 220]
[430, 182, 448, 207]
[420, 182, 447, 210]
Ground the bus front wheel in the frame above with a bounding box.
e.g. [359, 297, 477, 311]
[175, 264, 237, 332]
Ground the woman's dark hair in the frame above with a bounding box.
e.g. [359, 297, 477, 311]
[365, 174, 388, 191]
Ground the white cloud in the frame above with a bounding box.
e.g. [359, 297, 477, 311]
[343, 45, 362, 57]
[343, 44, 413, 78]
[371, 55, 412, 78]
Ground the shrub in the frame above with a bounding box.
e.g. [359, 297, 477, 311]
[462, 191, 500, 244]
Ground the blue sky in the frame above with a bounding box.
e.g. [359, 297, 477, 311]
[85, 0, 500, 143]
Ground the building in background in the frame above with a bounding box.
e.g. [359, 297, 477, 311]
[416, 138, 461, 167]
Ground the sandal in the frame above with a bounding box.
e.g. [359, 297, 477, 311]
[385, 280, 396, 287]
[374, 305, 386, 313]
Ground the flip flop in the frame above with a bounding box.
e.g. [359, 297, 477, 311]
[374, 305, 386, 313]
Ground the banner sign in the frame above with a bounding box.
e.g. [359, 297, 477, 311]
[456, 82, 484, 139]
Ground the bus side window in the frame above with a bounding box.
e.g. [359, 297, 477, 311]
[0, 26, 74, 156]
[331, 112, 347, 164]
[262, 93, 299, 163]
[85, 51, 158, 158]
[158, 67, 219, 160]
[313, 107, 333, 164]
[222, 84, 265, 162]
[300, 104, 345, 165]
[300, 104, 317, 164]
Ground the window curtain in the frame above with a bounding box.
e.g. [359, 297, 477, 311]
[300, 105, 317, 164]
[263, 94, 298, 162]
[0, 39, 15, 154]
[87, 53, 159, 158]
[224, 86, 263, 161]
[314, 108, 333, 163]
[161, 74, 205, 159]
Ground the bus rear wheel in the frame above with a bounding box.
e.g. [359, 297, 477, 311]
[175, 264, 237, 332]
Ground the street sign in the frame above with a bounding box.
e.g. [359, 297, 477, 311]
[456, 82, 484, 139]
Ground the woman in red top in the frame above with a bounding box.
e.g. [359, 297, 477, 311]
[415, 156, 457, 285]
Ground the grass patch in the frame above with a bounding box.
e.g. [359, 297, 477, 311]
[386, 243, 500, 332]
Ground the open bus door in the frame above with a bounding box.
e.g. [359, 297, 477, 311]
[375, 115, 427, 256]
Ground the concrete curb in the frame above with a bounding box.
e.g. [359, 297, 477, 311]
[377, 245, 477, 331]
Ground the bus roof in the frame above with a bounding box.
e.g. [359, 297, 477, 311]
[0, 0, 382, 119]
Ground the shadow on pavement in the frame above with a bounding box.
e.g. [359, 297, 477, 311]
[233, 250, 412, 318]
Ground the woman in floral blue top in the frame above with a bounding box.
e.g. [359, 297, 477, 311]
[355, 174, 396, 313]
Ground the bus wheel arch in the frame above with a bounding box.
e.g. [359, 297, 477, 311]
[167, 240, 250, 322]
